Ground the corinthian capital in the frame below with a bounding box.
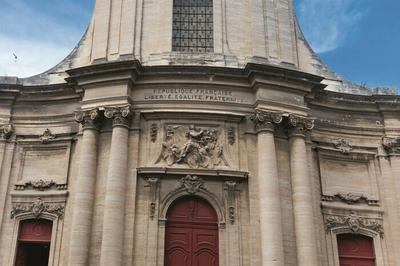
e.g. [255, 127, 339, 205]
[1, 124, 14, 140]
[75, 108, 102, 131]
[104, 105, 132, 128]
[382, 136, 400, 155]
[285, 114, 314, 138]
[250, 110, 283, 133]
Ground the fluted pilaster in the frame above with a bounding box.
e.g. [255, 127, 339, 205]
[250, 110, 285, 266]
[68, 109, 102, 266]
[99, 106, 132, 266]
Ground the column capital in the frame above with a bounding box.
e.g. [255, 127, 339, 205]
[383, 136, 400, 155]
[104, 105, 133, 128]
[0, 124, 13, 140]
[75, 108, 103, 131]
[285, 114, 314, 138]
[250, 109, 283, 133]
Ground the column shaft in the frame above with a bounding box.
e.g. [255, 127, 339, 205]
[68, 128, 99, 266]
[100, 122, 129, 265]
[290, 135, 318, 265]
[257, 130, 285, 266]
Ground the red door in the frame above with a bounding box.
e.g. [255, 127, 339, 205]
[15, 219, 53, 266]
[165, 197, 219, 266]
[337, 234, 376, 266]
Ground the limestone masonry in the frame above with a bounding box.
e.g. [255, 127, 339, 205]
[0, 0, 399, 265]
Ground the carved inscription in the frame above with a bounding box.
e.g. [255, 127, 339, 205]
[144, 88, 244, 103]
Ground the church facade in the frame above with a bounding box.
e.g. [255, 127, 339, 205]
[0, 0, 399, 265]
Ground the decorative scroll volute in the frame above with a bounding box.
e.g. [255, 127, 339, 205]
[285, 114, 314, 138]
[75, 108, 103, 130]
[104, 105, 132, 128]
[250, 110, 283, 133]
[224, 181, 238, 224]
[382, 136, 400, 155]
[145, 177, 160, 220]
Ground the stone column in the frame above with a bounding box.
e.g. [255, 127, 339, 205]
[99, 106, 132, 266]
[251, 110, 285, 266]
[382, 136, 400, 265]
[68, 109, 102, 266]
[286, 115, 318, 265]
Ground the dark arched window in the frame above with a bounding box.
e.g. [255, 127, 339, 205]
[172, 0, 214, 53]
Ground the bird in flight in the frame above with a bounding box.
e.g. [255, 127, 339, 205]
[13, 53, 17, 62]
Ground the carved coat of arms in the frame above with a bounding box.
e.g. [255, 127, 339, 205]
[157, 125, 228, 169]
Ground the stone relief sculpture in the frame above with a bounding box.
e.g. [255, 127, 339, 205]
[11, 197, 64, 219]
[158, 125, 228, 168]
[0, 124, 13, 139]
[15, 179, 56, 191]
[333, 138, 352, 154]
[39, 128, 56, 144]
[176, 175, 205, 195]
[325, 211, 384, 238]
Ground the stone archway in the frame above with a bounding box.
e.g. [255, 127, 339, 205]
[164, 197, 219, 266]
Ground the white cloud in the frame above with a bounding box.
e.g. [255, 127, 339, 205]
[296, 0, 368, 53]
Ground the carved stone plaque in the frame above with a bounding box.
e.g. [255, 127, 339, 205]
[156, 124, 228, 169]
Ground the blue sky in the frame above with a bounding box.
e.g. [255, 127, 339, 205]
[0, 0, 399, 91]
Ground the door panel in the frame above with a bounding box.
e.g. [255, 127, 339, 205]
[337, 234, 375, 266]
[165, 197, 219, 266]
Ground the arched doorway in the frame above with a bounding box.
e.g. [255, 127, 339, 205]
[337, 234, 376, 266]
[15, 219, 53, 266]
[164, 197, 219, 266]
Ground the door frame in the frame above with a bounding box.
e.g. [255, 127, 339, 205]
[327, 228, 387, 266]
[9, 213, 63, 266]
[157, 189, 227, 266]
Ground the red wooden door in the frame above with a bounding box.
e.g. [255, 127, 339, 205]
[15, 219, 52, 266]
[337, 234, 376, 266]
[165, 197, 219, 266]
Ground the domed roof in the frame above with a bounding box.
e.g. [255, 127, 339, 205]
[8, 0, 396, 95]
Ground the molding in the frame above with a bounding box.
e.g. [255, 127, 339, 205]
[224, 181, 239, 224]
[145, 177, 160, 220]
[322, 193, 379, 206]
[324, 211, 384, 238]
[137, 167, 248, 179]
[10, 197, 64, 219]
